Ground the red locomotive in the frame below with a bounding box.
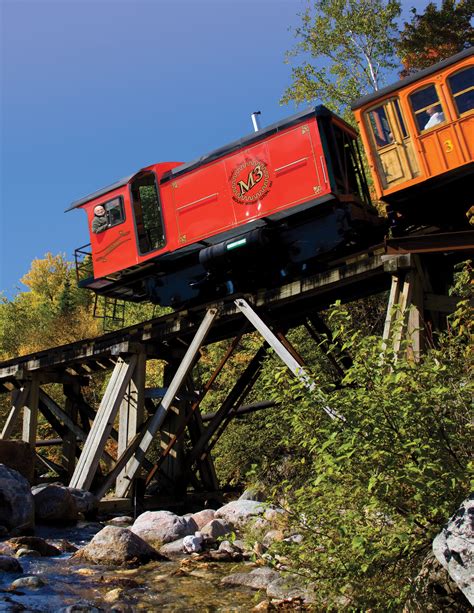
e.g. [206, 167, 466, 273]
[69, 106, 378, 307]
[70, 49, 473, 308]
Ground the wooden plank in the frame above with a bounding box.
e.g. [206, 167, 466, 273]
[62, 383, 80, 478]
[235, 299, 337, 419]
[69, 354, 138, 491]
[38, 389, 115, 469]
[116, 308, 218, 496]
[1, 385, 30, 439]
[22, 375, 39, 444]
[116, 352, 146, 497]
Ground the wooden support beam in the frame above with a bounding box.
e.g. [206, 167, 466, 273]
[39, 389, 115, 469]
[116, 308, 218, 496]
[69, 354, 139, 491]
[22, 375, 39, 444]
[144, 325, 246, 487]
[1, 384, 31, 439]
[116, 351, 146, 497]
[62, 383, 80, 479]
[234, 299, 336, 419]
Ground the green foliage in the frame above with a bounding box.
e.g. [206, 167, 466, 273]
[282, 0, 401, 119]
[256, 264, 472, 610]
[397, 0, 474, 76]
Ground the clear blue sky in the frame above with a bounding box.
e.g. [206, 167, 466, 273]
[1, 0, 428, 295]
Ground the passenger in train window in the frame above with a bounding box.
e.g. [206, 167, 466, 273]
[424, 105, 445, 130]
[92, 205, 109, 234]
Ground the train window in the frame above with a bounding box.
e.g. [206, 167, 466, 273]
[105, 197, 125, 228]
[409, 85, 446, 132]
[130, 172, 165, 254]
[448, 66, 474, 116]
[394, 99, 408, 138]
[367, 105, 394, 148]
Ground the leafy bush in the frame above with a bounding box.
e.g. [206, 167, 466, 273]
[259, 263, 472, 610]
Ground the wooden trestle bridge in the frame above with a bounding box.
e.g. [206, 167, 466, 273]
[0, 231, 472, 511]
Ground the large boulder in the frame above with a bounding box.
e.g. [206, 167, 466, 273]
[131, 510, 197, 548]
[433, 495, 474, 606]
[6, 537, 61, 557]
[64, 488, 98, 517]
[0, 441, 35, 483]
[32, 484, 78, 524]
[0, 464, 34, 534]
[201, 518, 231, 540]
[215, 500, 266, 530]
[190, 509, 215, 530]
[76, 525, 163, 566]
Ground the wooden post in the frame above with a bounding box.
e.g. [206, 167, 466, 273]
[115, 351, 146, 497]
[62, 383, 81, 479]
[22, 375, 39, 444]
[1, 384, 31, 439]
[69, 354, 139, 491]
[114, 308, 217, 496]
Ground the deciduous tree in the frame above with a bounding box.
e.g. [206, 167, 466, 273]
[397, 0, 474, 77]
[282, 0, 401, 119]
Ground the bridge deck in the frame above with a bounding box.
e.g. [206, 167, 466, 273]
[0, 246, 388, 391]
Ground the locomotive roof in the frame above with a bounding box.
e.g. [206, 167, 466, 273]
[66, 105, 348, 211]
[351, 46, 474, 111]
[160, 105, 348, 182]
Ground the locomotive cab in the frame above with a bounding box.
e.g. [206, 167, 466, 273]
[352, 48, 474, 230]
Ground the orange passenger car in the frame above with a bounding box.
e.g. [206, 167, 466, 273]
[352, 48, 473, 229]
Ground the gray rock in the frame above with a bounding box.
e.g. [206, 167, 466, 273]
[200, 518, 231, 540]
[0, 441, 35, 484]
[16, 549, 40, 557]
[283, 533, 304, 544]
[267, 576, 308, 601]
[262, 530, 285, 548]
[131, 510, 197, 548]
[64, 488, 98, 516]
[218, 540, 238, 555]
[239, 487, 266, 502]
[0, 555, 22, 573]
[183, 532, 203, 553]
[7, 536, 61, 557]
[108, 516, 134, 527]
[11, 576, 44, 589]
[78, 525, 163, 566]
[221, 567, 280, 590]
[433, 495, 474, 606]
[190, 509, 215, 530]
[159, 538, 185, 555]
[215, 500, 266, 530]
[0, 465, 35, 534]
[32, 485, 78, 524]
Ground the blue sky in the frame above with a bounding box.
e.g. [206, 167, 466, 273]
[1, 0, 428, 295]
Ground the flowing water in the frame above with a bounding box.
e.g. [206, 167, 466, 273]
[0, 523, 262, 612]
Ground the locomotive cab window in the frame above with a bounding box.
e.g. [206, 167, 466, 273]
[409, 85, 446, 132]
[448, 66, 474, 116]
[130, 172, 165, 254]
[91, 197, 125, 234]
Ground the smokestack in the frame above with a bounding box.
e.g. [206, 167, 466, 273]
[251, 111, 261, 132]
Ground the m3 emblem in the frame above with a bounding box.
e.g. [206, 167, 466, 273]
[230, 159, 271, 204]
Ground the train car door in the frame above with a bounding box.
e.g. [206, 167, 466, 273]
[130, 172, 166, 257]
[365, 98, 419, 190]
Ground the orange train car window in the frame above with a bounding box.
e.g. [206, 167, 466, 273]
[367, 105, 393, 148]
[448, 66, 474, 116]
[105, 197, 125, 228]
[409, 85, 446, 132]
[130, 172, 165, 255]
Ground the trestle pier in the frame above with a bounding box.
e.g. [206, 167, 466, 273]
[0, 231, 472, 509]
